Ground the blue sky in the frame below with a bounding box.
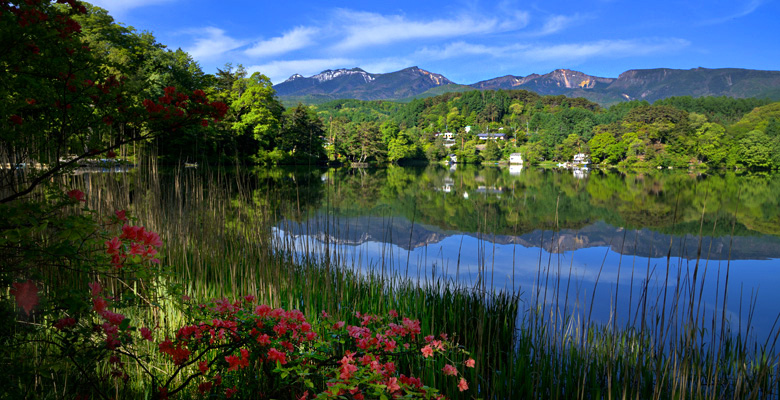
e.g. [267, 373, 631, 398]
[89, 0, 779, 84]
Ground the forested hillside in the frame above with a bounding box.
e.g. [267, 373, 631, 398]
[313, 90, 780, 169]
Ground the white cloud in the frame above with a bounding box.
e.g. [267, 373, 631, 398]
[535, 14, 584, 36]
[359, 58, 415, 74]
[417, 41, 528, 59]
[331, 9, 530, 51]
[185, 27, 247, 60]
[88, 0, 176, 14]
[417, 38, 690, 63]
[698, 0, 767, 25]
[245, 27, 319, 58]
[246, 58, 356, 84]
[521, 38, 691, 62]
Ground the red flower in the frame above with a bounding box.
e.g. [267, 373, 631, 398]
[198, 382, 212, 394]
[9, 115, 23, 125]
[200, 119, 208, 127]
[129, 242, 144, 256]
[198, 360, 209, 374]
[256, 333, 271, 345]
[88, 281, 102, 297]
[442, 364, 458, 376]
[225, 386, 237, 398]
[141, 230, 162, 247]
[105, 237, 122, 255]
[386, 377, 401, 393]
[115, 210, 128, 221]
[26, 98, 36, 105]
[458, 378, 469, 392]
[421, 345, 434, 358]
[67, 189, 86, 202]
[267, 348, 287, 365]
[225, 355, 240, 371]
[254, 304, 271, 317]
[11, 280, 38, 315]
[54, 317, 76, 330]
[106, 150, 117, 158]
[140, 327, 153, 341]
[102, 310, 126, 326]
[465, 358, 475, 368]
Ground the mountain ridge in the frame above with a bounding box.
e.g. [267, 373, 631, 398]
[273, 66, 780, 106]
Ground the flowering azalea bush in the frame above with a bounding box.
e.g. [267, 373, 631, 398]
[50, 286, 477, 399]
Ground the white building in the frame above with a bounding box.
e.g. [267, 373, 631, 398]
[573, 153, 589, 164]
[509, 153, 523, 164]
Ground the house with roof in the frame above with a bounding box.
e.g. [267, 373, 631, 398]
[509, 153, 523, 164]
[573, 153, 589, 164]
[477, 133, 507, 140]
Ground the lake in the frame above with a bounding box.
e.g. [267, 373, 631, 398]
[75, 163, 780, 340]
[267, 165, 780, 339]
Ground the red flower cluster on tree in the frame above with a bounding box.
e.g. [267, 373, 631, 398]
[10, 280, 39, 315]
[103, 221, 162, 269]
[66, 189, 85, 202]
[9, 115, 23, 125]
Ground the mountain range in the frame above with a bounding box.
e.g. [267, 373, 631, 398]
[273, 66, 780, 106]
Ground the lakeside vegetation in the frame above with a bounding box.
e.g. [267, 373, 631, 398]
[2, 1, 780, 399]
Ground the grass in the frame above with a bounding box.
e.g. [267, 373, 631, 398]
[7, 159, 778, 399]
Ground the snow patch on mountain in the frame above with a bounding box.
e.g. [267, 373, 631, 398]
[283, 73, 305, 83]
[311, 68, 375, 83]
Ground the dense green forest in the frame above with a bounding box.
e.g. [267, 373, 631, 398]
[313, 92, 780, 169]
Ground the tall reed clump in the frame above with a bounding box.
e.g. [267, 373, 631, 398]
[71, 160, 780, 399]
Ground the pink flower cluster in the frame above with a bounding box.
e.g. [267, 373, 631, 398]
[104, 221, 162, 269]
[88, 282, 128, 350]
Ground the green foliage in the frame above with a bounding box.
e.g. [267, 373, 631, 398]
[482, 139, 501, 161]
[387, 132, 419, 163]
[738, 130, 773, 169]
[588, 132, 617, 164]
[277, 104, 326, 164]
[654, 95, 772, 125]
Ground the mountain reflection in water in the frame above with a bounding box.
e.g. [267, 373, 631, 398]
[270, 165, 780, 337]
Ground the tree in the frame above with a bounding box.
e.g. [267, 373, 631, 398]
[695, 122, 728, 166]
[278, 104, 326, 164]
[387, 132, 417, 163]
[738, 130, 773, 169]
[588, 132, 618, 164]
[0, 0, 227, 203]
[482, 139, 501, 162]
[558, 134, 583, 161]
[230, 72, 283, 164]
[380, 121, 400, 145]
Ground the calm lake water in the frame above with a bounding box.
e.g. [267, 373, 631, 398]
[267, 165, 780, 338]
[74, 163, 780, 340]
